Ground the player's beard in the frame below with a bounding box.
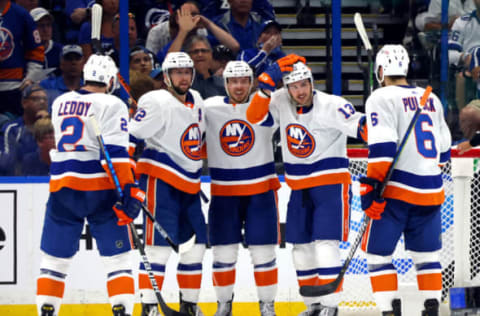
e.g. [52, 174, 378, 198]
[171, 82, 190, 96]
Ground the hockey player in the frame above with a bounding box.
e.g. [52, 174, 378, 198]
[36, 54, 144, 316]
[129, 52, 207, 316]
[360, 45, 451, 316]
[246, 54, 368, 316]
[203, 60, 281, 316]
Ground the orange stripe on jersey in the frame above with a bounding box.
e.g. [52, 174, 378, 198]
[37, 278, 65, 298]
[341, 184, 350, 242]
[107, 276, 135, 297]
[246, 92, 270, 124]
[213, 270, 236, 286]
[361, 219, 373, 252]
[128, 145, 136, 157]
[417, 273, 442, 291]
[139, 273, 164, 290]
[318, 278, 343, 293]
[367, 161, 391, 182]
[211, 178, 281, 196]
[145, 176, 156, 246]
[298, 276, 318, 287]
[136, 162, 200, 194]
[177, 273, 202, 289]
[49, 176, 113, 192]
[102, 162, 134, 189]
[25, 46, 45, 63]
[383, 186, 445, 206]
[285, 172, 351, 190]
[254, 268, 278, 286]
[201, 143, 207, 159]
[0, 68, 24, 80]
[370, 273, 398, 292]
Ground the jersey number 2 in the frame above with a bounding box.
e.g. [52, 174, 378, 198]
[58, 117, 86, 152]
[414, 114, 437, 158]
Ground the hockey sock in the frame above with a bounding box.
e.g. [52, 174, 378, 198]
[139, 246, 171, 304]
[410, 251, 442, 303]
[177, 244, 206, 303]
[315, 240, 342, 307]
[366, 253, 398, 312]
[36, 253, 72, 316]
[212, 244, 238, 302]
[250, 245, 278, 302]
[102, 252, 135, 314]
[292, 242, 322, 306]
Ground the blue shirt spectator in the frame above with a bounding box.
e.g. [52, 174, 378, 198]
[238, 20, 285, 76]
[64, 0, 95, 43]
[20, 117, 54, 176]
[213, 0, 265, 50]
[202, 0, 275, 21]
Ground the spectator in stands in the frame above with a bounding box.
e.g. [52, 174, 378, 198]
[30, 7, 63, 75]
[20, 116, 54, 175]
[0, 84, 48, 176]
[213, 0, 265, 51]
[149, 66, 167, 90]
[109, 12, 138, 65]
[40, 45, 85, 110]
[416, 0, 474, 32]
[78, 0, 118, 59]
[238, 19, 285, 76]
[16, 0, 39, 12]
[64, 0, 95, 43]
[202, 0, 275, 20]
[211, 44, 235, 76]
[185, 34, 226, 98]
[0, 0, 44, 117]
[156, 1, 240, 62]
[129, 46, 156, 75]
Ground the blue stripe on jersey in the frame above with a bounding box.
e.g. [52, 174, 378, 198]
[284, 157, 349, 176]
[209, 162, 276, 181]
[254, 259, 276, 269]
[448, 43, 462, 52]
[142, 149, 202, 179]
[415, 261, 441, 271]
[178, 263, 202, 271]
[368, 142, 396, 159]
[107, 269, 132, 278]
[140, 262, 165, 273]
[367, 263, 396, 273]
[213, 261, 236, 269]
[391, 169, 443, 189]
[260, 112, 274, 127]
[317, 266, 341, 275]
[50, 159, 104, 175]
[40, 268, 67, 279]
[102, 144, 129, 159]
[440, 149, 450, 164]
[296, 268, 318, 277]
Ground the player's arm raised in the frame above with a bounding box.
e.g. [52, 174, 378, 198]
[246, 54, 305, 124]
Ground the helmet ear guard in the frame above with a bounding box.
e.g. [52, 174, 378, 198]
[374, 44, 410, 84]
[222, 61, 254, 101]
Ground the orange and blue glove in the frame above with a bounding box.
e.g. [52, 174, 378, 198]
[113, 183, 145, 225]
[359, 177, 386, 220]
[258, 54, 307, 92]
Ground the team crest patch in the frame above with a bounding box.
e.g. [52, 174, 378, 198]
[219, 119, 255, 156]
[0, 27, 14, 61]
[286, 124, 315, 158]
[180, 123, 202, 160]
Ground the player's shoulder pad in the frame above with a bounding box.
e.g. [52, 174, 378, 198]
[204, 95, 225, 107]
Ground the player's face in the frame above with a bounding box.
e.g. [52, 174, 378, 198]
[168, 68, 193, 94]
[287, 79, 313, 106]
[226, 76, 251, 103]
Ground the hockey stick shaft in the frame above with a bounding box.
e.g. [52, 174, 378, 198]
[300, 86, 433, 297]
[91, 3, 103, 54]
[354, 12, 374, 93]
[89, 114, 188, 316]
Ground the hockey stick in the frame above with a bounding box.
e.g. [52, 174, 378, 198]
[354, 12, 373, 93]
[89, 114, 189, 316]
[300, 86, 433, 297]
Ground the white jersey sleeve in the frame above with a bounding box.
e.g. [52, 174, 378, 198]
[319, 94, 365, 139]
[129, 91, 168, 140]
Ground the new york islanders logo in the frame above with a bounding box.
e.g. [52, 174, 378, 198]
[286, 124, 315, 158]
[0, 27, 14, 61]
[180, 123, 202, 160]
[220, 119, 255, 156]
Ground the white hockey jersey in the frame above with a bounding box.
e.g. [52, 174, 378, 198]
[255, 88, 364, 191]
[365, 85, 452, 206]
[50, 89, 132, 192]
[448, 11, 480, 66]
[204, 95, 281, 196]
[129, 89, 205, 194]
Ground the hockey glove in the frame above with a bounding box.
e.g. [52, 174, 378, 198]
[359, 177, 386, 220]
[258, 54, 306, 92]
[113, 183, 145, 226]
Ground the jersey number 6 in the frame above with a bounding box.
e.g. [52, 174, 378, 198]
[414, 113, 437, 158]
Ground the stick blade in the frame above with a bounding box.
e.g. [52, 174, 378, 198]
[354, 12, 372, 51]
[300, 279, 340, 297]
